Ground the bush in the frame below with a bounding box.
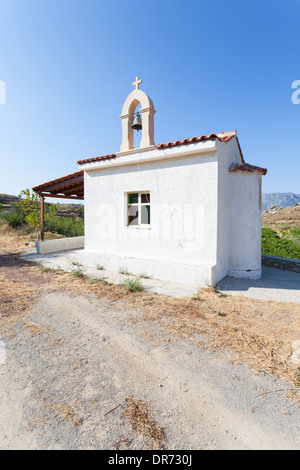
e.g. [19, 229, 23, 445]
[0, 206, 27, 229]
[0, 204, 84, 238]
[280, 228, 300, 248]
[262, 227, 300, 259]
[75, 206, 84, 218]
[44, 216, 84, 238]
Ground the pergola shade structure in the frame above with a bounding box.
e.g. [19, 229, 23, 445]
[32, 170, 84, 200]
[32, 170, 84, 240]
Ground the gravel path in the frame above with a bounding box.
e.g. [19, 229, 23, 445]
[1, 290, 300, 450]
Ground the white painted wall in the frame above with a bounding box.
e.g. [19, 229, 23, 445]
[83, 143, 220, 285]
[214, 138, 262, 282]
[228, 170, 262, 279]
[82, 138, 262, 286]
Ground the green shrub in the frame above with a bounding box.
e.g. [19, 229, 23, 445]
[280, 228, 300, 248]
[1, 205, 84, 238]
[44, 216, 84, 238]
[0, 207, 27, 228]
[262, 227, 300, 259]
[75, 206, 84, 218]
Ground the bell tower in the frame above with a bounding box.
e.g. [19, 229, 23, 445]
[119, 77, 156, 153]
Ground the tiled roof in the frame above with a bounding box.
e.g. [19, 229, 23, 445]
[32, 170, 84, 199]
[156, 131, 236, 149]
[76, 132, 267, 176]
[77, 131, 237, 165]
[229, 162, 267, 176]
[77, 154, 116, 165]
[33, 170, 83, 191]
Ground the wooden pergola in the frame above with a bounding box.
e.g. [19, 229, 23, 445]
[32, 170, 84, 241]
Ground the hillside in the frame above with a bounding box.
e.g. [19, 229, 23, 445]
[262, 203, 300, 231]
[0, 193, 20, 210]
[0, 193, 84, 221]
[262, 193, 300, 210]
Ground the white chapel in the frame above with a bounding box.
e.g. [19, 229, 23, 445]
[33, 77, 267, 287]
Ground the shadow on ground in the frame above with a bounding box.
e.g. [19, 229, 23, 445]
[218, 267, 300, 304]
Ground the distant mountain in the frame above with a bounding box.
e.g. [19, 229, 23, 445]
[262, 193, 300, 210]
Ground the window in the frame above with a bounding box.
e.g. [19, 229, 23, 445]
[127, 192, 150, 228]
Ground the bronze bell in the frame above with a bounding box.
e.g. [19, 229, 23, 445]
[131, 112, 142, 131]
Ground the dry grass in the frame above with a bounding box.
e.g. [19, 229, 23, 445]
[262, 204, 300, 232]
[39, 395, 84, 427]
[122, 396, 165, 449]
[126, 290, 300, 394]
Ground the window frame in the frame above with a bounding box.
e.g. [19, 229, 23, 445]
[126, 191, 151, 229]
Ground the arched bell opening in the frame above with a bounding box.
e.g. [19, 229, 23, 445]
[120, 79, 156, 153]
[130, 102, 143, 149]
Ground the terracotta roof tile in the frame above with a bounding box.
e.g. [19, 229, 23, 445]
[156, 131, 237, 149]
[77, 132, 237, 166]
[32, 170, 84, 192]
[77, 154, 116, 165]
[229, 162, 267, 176]
[32, 170, 84, 200]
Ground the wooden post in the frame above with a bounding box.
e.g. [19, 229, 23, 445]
[41, 195, 45, 241]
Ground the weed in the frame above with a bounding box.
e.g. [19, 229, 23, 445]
[87, 278, 102, 284]
[119, 276, 144, 292]
[205, 283, 220, 294]
[119, 268, 130, 275]
[139, 273, 152, 279]
[41, 267, 52, 273]
[97, 265, 104, 271]
[191, 289, 203, 301]
[71, 265, 85, 278]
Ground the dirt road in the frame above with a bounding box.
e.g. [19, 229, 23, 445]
[1, 291, 300, 450]
[0, 239, 300, 449]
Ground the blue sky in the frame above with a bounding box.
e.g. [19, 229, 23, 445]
[0, 0, 299, 201]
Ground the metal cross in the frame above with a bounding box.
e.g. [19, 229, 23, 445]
[132, 76, 142, 90]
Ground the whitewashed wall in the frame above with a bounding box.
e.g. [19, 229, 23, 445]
[213, 138, 262, 283]
[228, 170, 262, 279]
[81, 139, 262, 286]
[83, 144, 219, 286]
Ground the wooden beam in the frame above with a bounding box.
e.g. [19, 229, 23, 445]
[41, 195, 45, 241]
[37, 175, 83, 193]
[38, 193, 84, 200]
[62, 185, 84, 196]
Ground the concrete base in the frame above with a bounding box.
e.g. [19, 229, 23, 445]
[21, 250, 300, 303]
[75, 249, 214, 287]
[21, 249, 196, 298]
[36, 236, 84, 254]
[228, 268, 262, 280]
